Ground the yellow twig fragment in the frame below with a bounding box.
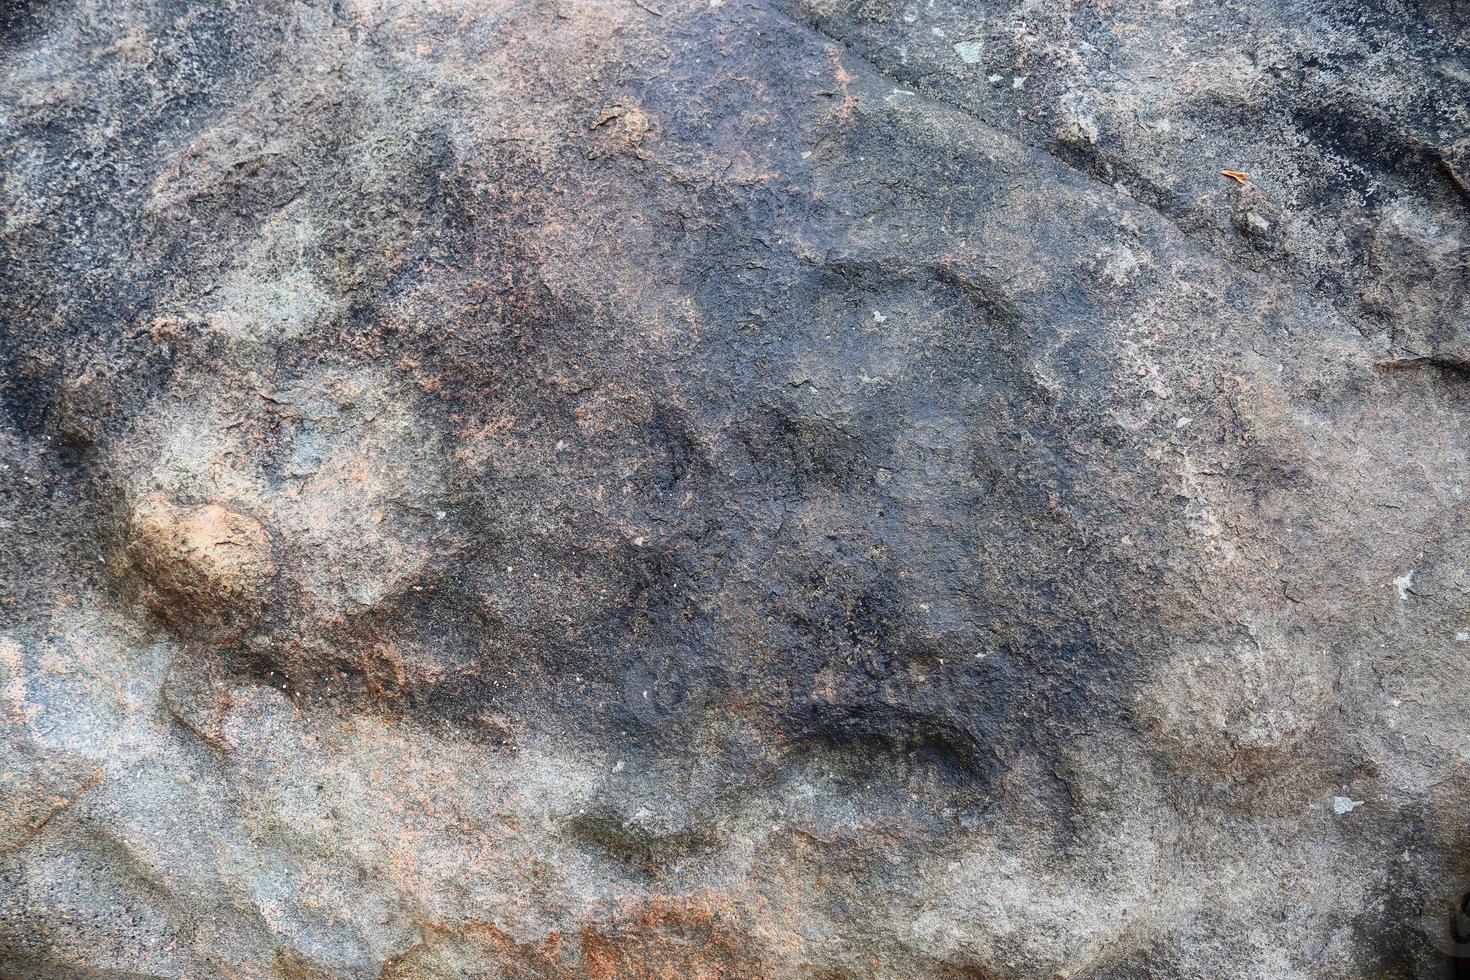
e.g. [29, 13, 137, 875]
[1220, 169, 1249, 184]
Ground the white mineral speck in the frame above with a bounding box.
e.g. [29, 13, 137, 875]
[952, 39, 984, 64]
[1394, 569, 1415, 601]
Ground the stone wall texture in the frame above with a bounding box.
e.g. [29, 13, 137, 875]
[3, 0, 1470, 976]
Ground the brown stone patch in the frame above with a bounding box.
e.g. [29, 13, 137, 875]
[580, 895, 773, 980]
[123, 495, 276, 639]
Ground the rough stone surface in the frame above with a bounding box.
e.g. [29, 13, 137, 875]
[1, 0, 1469, 976]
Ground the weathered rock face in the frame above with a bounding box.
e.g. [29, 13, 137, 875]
[2, 0, 1468, 975]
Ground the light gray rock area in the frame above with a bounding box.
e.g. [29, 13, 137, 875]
[2, 0, 1469, 976]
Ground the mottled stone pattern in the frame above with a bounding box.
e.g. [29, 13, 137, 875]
[1, 0, 1468, 976]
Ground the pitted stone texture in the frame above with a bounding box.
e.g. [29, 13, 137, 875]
[118, 367, 455, 616]
[2, 0, 1469, 977]
[1137, 628, 1335, 780]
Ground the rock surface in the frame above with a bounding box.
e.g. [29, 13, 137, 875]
[2, 0, 1469, 976]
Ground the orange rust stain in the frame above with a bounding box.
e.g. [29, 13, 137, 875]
[579, 893, 774, 980]
[826, 50, 856, 123]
